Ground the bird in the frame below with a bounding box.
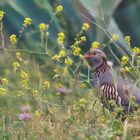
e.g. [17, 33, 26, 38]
[84, 49, 140, 115]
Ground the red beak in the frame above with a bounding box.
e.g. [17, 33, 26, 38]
[84, 54, 92, 59]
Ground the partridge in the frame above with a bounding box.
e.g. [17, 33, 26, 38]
[84, 49, 140, 114]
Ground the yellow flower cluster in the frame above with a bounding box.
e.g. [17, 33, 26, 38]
[125, 36, 131, 44]
[52, 54, 60, 61]
[23, 18, 32, 27]
[16, 52, 22, 61]
[34, 110, 42, 118]
[0, 88, 6, 95]
[13, 61, 20, 72]
[80, 36, 86, 42]
[82, 23, 90, 31]
[124, 66, 132, 72]
[71, 35, 86, 56]
[132, 47, 140, 55]
[39, 23, 48, 31]
[1, 78, 8, 85]
[9, 34, 17, 45]
[52, 49, 66, 61]
[79, 98, 87, 107]
[112, 34, 119, 42]
[16, 52, 21, 58]
[55, 5, 63, 14]
[80, 83, 86, 89]
[32, 89, 39, 97]
[20, 71, 29, 87]
[0, 11, 4, 21]
[99, 117, 106, 123]
[64, 57, 73, 66]
[121, 56, 129, 65]
[59, 49, 66, 57]
[91, 41, 100, 49]
[72, 47, 81, 55]
[17, 91, 23, 97]
[21, 71, 29, 79]
[57, 32, 65, 45]
[43, 80, 50, 89]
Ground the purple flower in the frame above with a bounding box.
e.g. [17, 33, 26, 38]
[18, 112, 32, 121]
[57, 86, 66, 94]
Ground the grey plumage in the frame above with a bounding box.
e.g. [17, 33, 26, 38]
[84, 49, 140, 114]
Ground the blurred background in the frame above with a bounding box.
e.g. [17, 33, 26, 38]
[0, 1, 140, 139]
[1, 0, 140, 56]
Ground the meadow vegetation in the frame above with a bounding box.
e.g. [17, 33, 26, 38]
[0, 3, 140, 140]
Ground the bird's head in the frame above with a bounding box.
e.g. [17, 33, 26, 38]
[84, 49, 107, 68]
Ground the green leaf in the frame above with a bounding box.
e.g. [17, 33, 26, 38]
[13, 121, 24, 128]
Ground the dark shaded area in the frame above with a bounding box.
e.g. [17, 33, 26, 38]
[114, 0, 140, 47]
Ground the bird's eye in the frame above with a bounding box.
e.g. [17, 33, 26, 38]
[91, 52, 96, 55]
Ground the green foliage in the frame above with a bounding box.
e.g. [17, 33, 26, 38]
[0, 1, 140, 139]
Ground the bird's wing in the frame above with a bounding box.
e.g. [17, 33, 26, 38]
[117, 77, 140, 105]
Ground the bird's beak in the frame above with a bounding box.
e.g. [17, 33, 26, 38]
[84, 54, 92, 59]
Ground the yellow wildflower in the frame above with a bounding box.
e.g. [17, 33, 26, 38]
[124, 66, 132, 72]
[43, 80, 50, 89]
[17, 91, 23, 97]
[10, 34, 17, 45]
[39, 23, 48, 31]
[53, 74, 59, 79]
[1, 78, 8, 85]
[58, 32, 65, 38]
[125, 36, 131, 43]
[57, 37, 64, 45]
[121, 56, 129, 65]
[23, 18, 32, 27]
[13, 61, 20, 71]
[35, 110, 41, 118]
[55, 5, 63, 14]
[16, 52, 21, 58]
[132, 47, 140, 55]
[80, 36, 86, 42]
[112, 34, 119, 42]
[54, 69, 58, 73]
[16, 52, 22, 61]
[13, 62, 20, 67]
[99, 117, 106, 123]
[79, 98, 87, 107]
[82, 23, 90, 31]
[80, 83, 86, 89]
[73, 47, 81, 55]
[57, 32, 65, 45]
[32, 89, 39, 97]
[64, 57, 73, 66]
[20, 71, 29, 80]
[59, 49, 66, 57]
[130, 95, 136, 102]
[0, 11, 4, 21]
[91, 41, 100, 49]
[21, 80, 28, 87]
[0, 88, 6, 95]
[52, 54, 60, 61]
